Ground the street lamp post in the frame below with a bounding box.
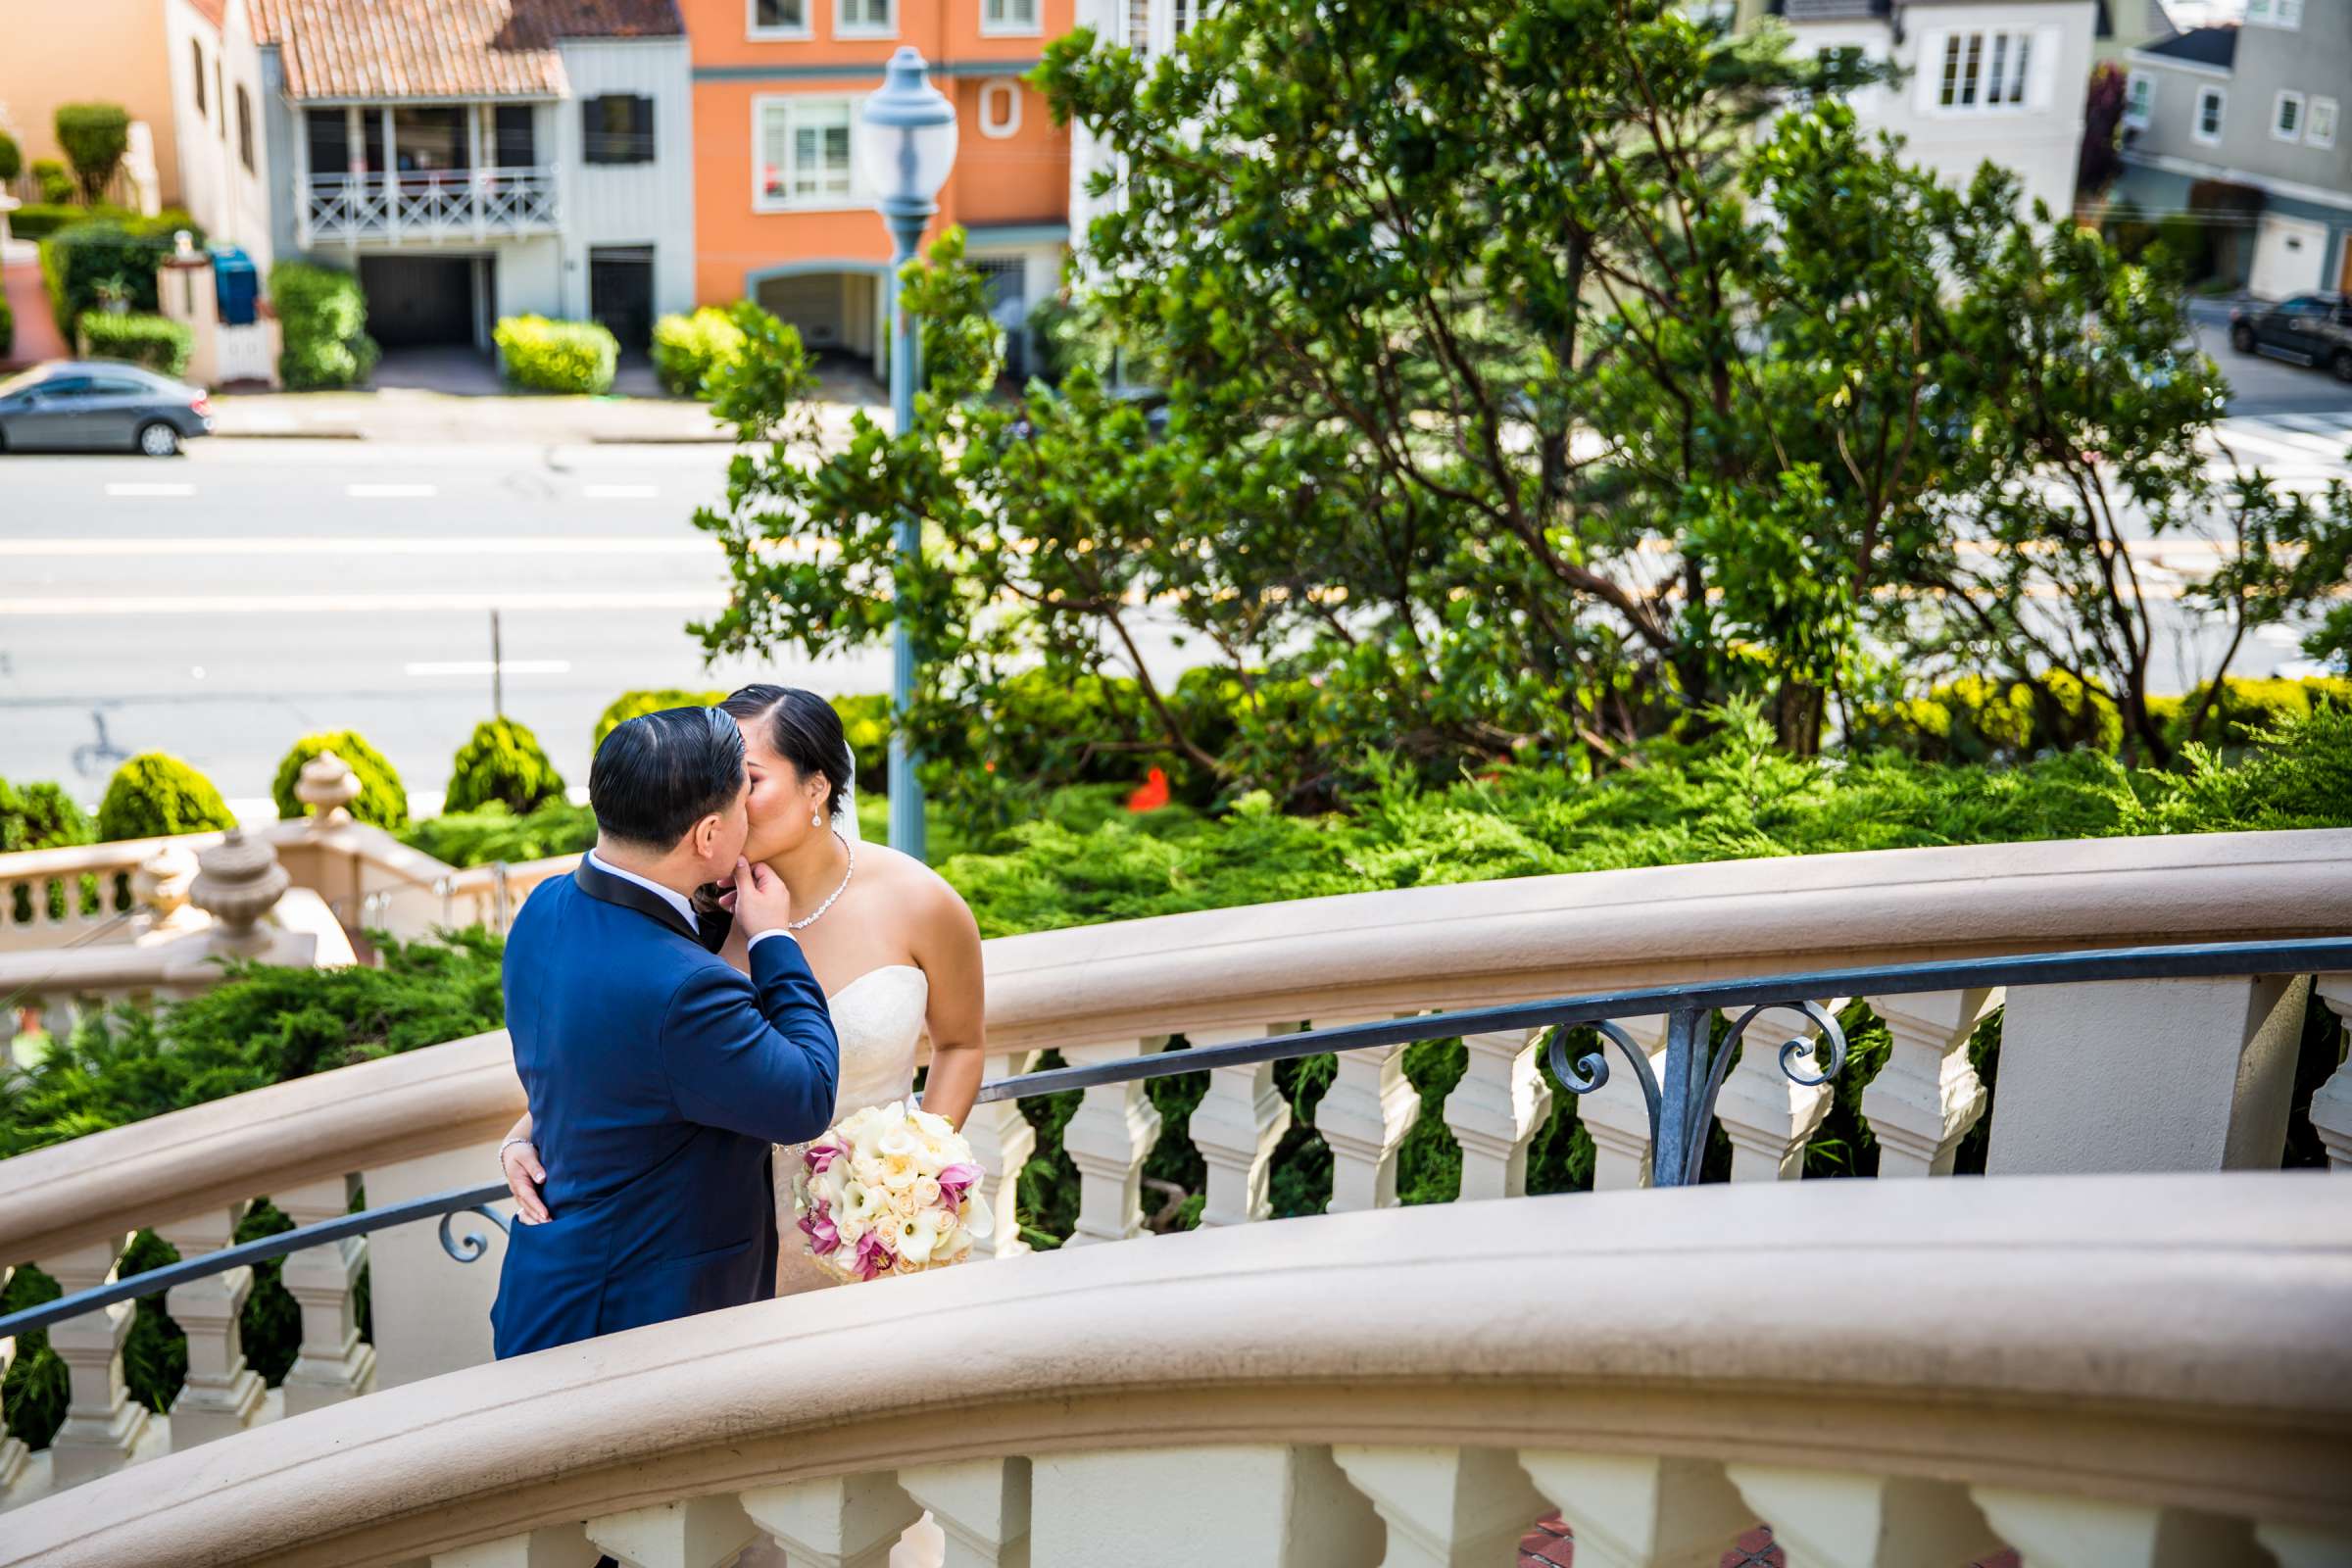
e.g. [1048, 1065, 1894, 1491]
[859, 46, 958, 862]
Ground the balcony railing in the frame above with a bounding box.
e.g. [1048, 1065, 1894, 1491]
[298, 168, 559, 247]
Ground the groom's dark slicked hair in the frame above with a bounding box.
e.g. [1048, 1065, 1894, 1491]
[589, 707, 746, 849]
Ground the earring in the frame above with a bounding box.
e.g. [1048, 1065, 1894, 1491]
[810, 808, 823, 827]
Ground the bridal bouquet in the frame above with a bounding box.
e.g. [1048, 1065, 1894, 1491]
[792, 1100, 992, 1283]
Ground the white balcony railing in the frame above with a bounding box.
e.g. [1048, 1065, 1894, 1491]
[299, 168, 559, 247]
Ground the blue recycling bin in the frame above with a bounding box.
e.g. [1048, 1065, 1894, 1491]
[210, 244, 260, 326]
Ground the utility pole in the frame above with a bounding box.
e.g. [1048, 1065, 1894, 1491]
[490, 609, 504, 718]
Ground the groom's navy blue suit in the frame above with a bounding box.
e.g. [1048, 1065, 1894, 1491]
[490, 858, 840, 1358]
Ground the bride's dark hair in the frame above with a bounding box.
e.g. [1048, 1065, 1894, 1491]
[718, 685, 854, 821]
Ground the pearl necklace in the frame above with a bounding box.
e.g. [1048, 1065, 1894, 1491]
[787, 829, 855, 931]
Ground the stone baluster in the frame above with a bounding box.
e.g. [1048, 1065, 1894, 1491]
[1187, 1025, 1293, 1227]
[961, 1050, 1040, 1259]
[1986, 975, 2309, 1173]
[1859, 988, 2001, 1178]
[132, 845, 204, 939]
[0, 1266, 26, 1494]
[154, 1204, 267, 1446]
[1713, 1002, 1844, 1182]
[2307, 977, 2351, 1171]
[899, 1458, 1031, 1567]
[1517, 1450, 1750, 1568]
[273, 1174, 378, 1413]
[430, 1523, 596, 1568]
[1442, 1028, 1552, 1202]
[1059, 1035, 1169, 1246]
[587, 1495, 760, 1568]
[40, 1233, 152, 1487]
[190, 829, 290, 958]
[1314, 1017, 1421, 1213]
[1971, 1488, 2267, 1568]
[741, 1474, 925, 1568]
[1727, 1464, 1999, 1568]
[1332, 1445, 1550, 1566]
[297, 750, 363, 827]
[1578, 1016, 1671, 1192]
[1033, 1445, 1381, 1566]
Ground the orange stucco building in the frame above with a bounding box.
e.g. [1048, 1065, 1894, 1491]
[681, 0, 1072, 377]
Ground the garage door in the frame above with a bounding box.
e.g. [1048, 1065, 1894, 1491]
[756, 272, 848, 349]
[2249, 216, 2329, 302]
[360, 255, 480, 348]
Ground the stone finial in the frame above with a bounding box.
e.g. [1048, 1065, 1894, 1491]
[190, 830, 290, 956]
[296, 751, 363, 826]
[133, 844, 204, 934]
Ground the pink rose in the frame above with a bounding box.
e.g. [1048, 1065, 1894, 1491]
[937, 1162, 982, 1209]
[804, 1142, 842, 1174]
[798, 1202, 840, 1255]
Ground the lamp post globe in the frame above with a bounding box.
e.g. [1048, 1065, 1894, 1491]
[858, 46, 957, 861]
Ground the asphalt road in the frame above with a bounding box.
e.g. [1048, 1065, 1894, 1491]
[3, 367, 2348, 815]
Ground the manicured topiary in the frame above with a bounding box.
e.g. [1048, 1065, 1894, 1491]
[493, 315, 617, 394]
[651, 307, 748, 397]
[270, 261, 378, 390]
[29, 159, 74, 205]
[591, 689, 729, 752]
[53, 103, 130, 203]
[0, 778, 95, 854]
[79, 311, 194, 376]
[95, 754, 235, 842]
[445, 718, 566, 816]
[270, 731, 410, 829]
[0, 131, 21, 184]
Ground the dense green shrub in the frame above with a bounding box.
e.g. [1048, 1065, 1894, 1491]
[0, 130, 20, 183]
[270, 262, 377, 390]
[651, 307, 747, 396]
[445, 718, 566, 816]
[493, 316, 616, 394]
[832, 694, 892, 798]
[29, 158, 74, 204]
[399, 799, 597, 865]
[78, 310, 193, 376]
[0, 777, 93, 854]
[1853, 671, 2123, 765]
[95, 754, 234, 842]
[54, 103, 130, 202]
[5, 201, 133, 241]
[2148, 675, 2352, 751]
[591, 688, 728, 752]
[270, 732, 410, 829]
[38, 211, 203, 339]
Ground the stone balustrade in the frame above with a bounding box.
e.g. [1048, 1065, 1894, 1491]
[1, 1172, 2343, 1568]
[0, 828, 2346, 1513]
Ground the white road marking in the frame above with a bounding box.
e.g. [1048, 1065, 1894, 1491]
[0, 536, 714, 557]
[346, 482, 438, 498]
[103, 482, 195, 497]
[405, 659, 574, 676]
[0, 590, 726, 615]
[582, 483, 661, 499]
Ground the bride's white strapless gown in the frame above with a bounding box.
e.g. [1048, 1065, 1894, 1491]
[764, 962, 947, 1568]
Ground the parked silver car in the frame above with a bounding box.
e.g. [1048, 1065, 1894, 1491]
[0, 361, 215, 456]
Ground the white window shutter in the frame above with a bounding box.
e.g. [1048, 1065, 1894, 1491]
[1915, 29, 1949, 113]
[2029, 24, 2059, 111]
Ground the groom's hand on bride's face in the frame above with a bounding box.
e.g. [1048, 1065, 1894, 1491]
[730, 857, 796, 937]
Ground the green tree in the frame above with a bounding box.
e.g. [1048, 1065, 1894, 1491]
[96, 754, 235, 842]
[53, 103, 130, 204]
[445, 718, 566, 816]
[270, 732, 410, 829]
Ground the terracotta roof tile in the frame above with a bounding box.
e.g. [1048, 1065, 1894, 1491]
[255, 0, 680, 101]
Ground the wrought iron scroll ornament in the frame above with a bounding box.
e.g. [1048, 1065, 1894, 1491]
[1547, 1001, 1849, 1187]
[438, 1203, 513, 1263]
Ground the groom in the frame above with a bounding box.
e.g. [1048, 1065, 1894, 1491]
[490, 707, 840, 1358]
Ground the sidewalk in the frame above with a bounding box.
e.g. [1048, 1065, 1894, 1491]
[1, 259, 70, 370]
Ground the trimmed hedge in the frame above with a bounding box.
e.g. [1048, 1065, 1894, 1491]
[445, 718, 566, 816]
[38, 211, 203, 340]
[270, 262, 378, 391]
[95, 754, 235, 842]
[0, 131, 20, 184]
[29, 159, 74, 205]
[271, 732, 410, 829]
[399, 799, 597, 865]
[493, 316, 616, 395]
[0, 778, 93, 855]
[54, 103, 129, 203]
[6, 202, 136, 242]
[651, 307, 747, 397]
[79, 311, 193, 376]
[2149, 675, 2352, 751]
[591, 689, 729, 751]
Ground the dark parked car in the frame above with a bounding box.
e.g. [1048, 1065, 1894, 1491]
[2229, 293, 2352, 382]
[0, 361, 215, 456]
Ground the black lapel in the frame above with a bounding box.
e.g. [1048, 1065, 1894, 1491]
[573, 858, 699, 944]
[691, 894, 735, 955]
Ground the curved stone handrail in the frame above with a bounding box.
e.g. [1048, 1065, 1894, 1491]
[1, 827, 2346, 1269]
[3, 1171, 2345, 1566]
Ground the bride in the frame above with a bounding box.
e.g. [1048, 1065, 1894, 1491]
[498, 686, 986, 1568]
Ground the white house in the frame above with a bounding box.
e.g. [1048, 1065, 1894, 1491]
[250, 0, 696, 357]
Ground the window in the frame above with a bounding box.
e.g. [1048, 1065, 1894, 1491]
[584, 94, 656, 164]
[2244, 0, 2302, 27]
[2275, 90, 2306, 142]
[982, 0, 1039, 33]
[217, 59, 226, 136]
[835, 0, 893, 36]
[2311, 97, 2339, 151]
[1127, 0, 1150, 52]
[2194, 84, 2226, 145]
[191, 40, 207, 114]
[496, 105, 537, 168]
[1936, 30, 2033, 111]
[750, 0, 808, 36]
[756, 96, 855, 209]
[2124, 72, 2153, 130]
[306, 108, 350, 176]
[236, 86, 254, 172]
[979, 79, 1021, 138]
